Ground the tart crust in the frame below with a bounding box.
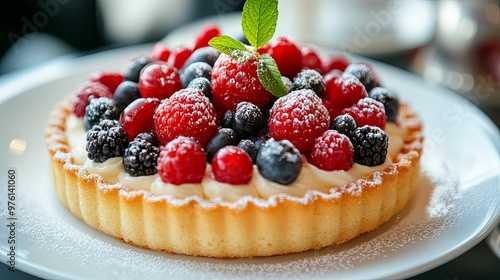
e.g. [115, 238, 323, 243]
[45, 95, 423, 258]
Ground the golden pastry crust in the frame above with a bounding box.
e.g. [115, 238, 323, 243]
[45, 95, 423, 258]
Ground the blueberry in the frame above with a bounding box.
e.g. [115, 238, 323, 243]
[183, 46, 220, 67]
[330, 114, 357, 137]
[187, 77, 211, 98]
[369, 87, 399, 122]
[125, 55, 156, 82]
[237, 139, 257, 163]
[220, 110, 234, 128]
[205, 128, 239, 162]
[113, 81, 141, 112]
[281, 76, 293, 93]
[256, 139, 302, 185]
[254, 130, 270, 151]
[232, 102, 265, 137]
[292, 69, 325, 96]
[343, 63, 378, 92]
[180, 62, 212, 88]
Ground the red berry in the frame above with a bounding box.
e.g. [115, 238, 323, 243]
[267, 37, 303, 78]
[308, 130, 354, 171]
[90, 71, 124, 92]
[157, 137, 206, 185]
[269, 89, 330, 152]
[168, 46, 193, 69]
[138, 62, 182, 99]
[324, 55, 350, 72]
[301, 47, 324, 74]
[211, 146, 253, 184]
[150, 42, 171, 61]
[153, 88, 218, 147]
[119, 98, 161, 142]
[323, 74, 368, 118]
[211, 54, 273, 110]
[194, 24, 221, 50]
[72, 81, 113, 118]
[341, 97, 387, 129]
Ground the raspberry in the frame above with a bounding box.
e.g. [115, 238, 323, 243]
[84, 97, 120, 130]
[90, 71, 124, 92]
[344, 63, 379, 92]
[323, 74, 368, 118]
[153, 88, 218, 147]
[211, 146, 253, 185]
[341, 97, 387, 129]
[138, 62, 182, 99]
[72, 81, 113, 118]
[123, 137, 160, 176]
[193, 24, 221, 50]
[168, 46, 193, 70]
[323, 55, 350, 72]
[269, 89, 330, 152]
[308, 130, 354, 171]
[86, 119, 128, 163]
[150, 42, 171, 61]
[211, 54, 273, 110]
[267, 37, 303, 78]
[301, 47, 324, 74]
[157, 137, 206, 185]
[351, 126, 388, 166]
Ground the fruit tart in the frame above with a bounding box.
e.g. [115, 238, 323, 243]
[45, 0, 423, 258]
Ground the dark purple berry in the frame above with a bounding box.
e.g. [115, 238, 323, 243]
[220, 110, 234, 128]
[123, 138, 160, 176]
[125, 55, 156, 82]
[183, 46, 220, 67]
[343, 63, 378, 92]
[330, 114, 357, 137]
[180, 62, 212, 88]
[351, 125, 388, 166]
[86, 119, 128, 163]
[237, 139, 257, 163]
[205, 128, 239, 162]
[369, 87, 399, 122]
[84, 97, 120, 130]
[232, 102, 265, 137]
[292, 69, 325, 96]
[113, 81, 141, 113]
[256, 139, 302, 185]
[187, 77, 211, 98]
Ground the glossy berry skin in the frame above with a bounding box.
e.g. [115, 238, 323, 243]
[237, 139, 257, 163]
[301, 47, 324, 74]
[341, 97, 387, 129]
[150, 42, 171, 61]
[232, 102, 265, 137]
[256, 139, 302, 185]
[269, 89, 330, 152]
[86, 119, 128, 163]
[157, 137, 207, 185]
[323, 74, 368, 118]
[73, 81, 113, 118]
[292, 69, 325, 96]
[193, 24, 221, 50]
[90, 71, 124, 92]
[153, 89, 218, 147]
[183, 46, 220, 67]
[123, 138, 160, 176]
[369, 87, 399, 122]
[205, 128, 239, 162]
[168, 46, 193, 70]
[330, 114, 358, 137]
[139, 62, 182, 99]
[113, 81, 141, 113]
[119, 98, 161, 142]
[308, 130, 354, 171]
[220, 110, 234, 128]
[125, 55, 156, 82]
[84, 97, 120, 131]
[343, 63, 379, 92]
[211, 54, 273, 110]
[266, 37, 303, 78]
[323, 56, 350, 72]
[187, 77, 211, 98]
[180, 62, 212, 88]
[351, 125, 388, 166]
[211, 146, 253, 185]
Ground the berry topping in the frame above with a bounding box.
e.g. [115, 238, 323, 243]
[211, 146, 253, 185]
[205, 128, 239, 162]
[301, 47, 324, 73]
[90, 71, 124, 92]
[266, 37, 303, 78]
[125, 55, 156, 82]
[123, 137, 160, 176]
[343, 63, 379, 92]
[292, 69, 325, 96]
[211, 54, 273, 110]
[150, 42, 171, 61]
[330, 114, 358, 137]
[153, 89, 218, 147]
[308, 130, 354, 171]
[119, 98, 161, 142]
[268, 89, 330, 152]
[183, 46, 220, 67]
[237, 139, 257, 163]
[73, 81, 113, 118]
[281, 76, 293, 93]
[323, 74, 368, 118]
[187, 77, 212, 98]
[323, 56, 350, 72]
[86, 119, 128, 163]
[168, 46, 193, 70]
[157, 137, 206, 185]
[193, 24, 221, 50]
[256, 138, 302, 185]
[84, 97, 120, 131]
[232, 102, 265, 137]
[180, 62, 212, 88]
[138, 62, 182, 99]
[134, 131, 160, 146]
[220, 110, 234, 128]
[341, 97, 387, 129]
[369, 87, 399, 122]
[113, 81, 141, 113]
[351, 126, 388, 166]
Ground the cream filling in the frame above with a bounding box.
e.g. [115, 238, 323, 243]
[66, 115, 407, 200]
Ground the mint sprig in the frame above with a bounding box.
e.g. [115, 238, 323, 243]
[208, 0, 288, 98]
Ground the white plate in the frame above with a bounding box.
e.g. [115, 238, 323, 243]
[0, 45, 499, 280]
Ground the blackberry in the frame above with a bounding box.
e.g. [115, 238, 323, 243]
[84, 97, 120, 130]
[86, 119, 128, 163]
[187, 77, 211, 98]
[232, 102, 265, 137]
[125, 55, 156, 82]
[134, 132, 160, 146]
[330, 114, 357, 138]
[220, 110, 234, 128]
[369, 87, 399, 122]
[351, 125, 388, 166]
[180, 62, 212, 88]
[123, 138, 160, 176]
[343, 63, 378, 92]
[292, 69, 325, 96]
[205, 128, 239, 162]
[256, 139, 302, 185]
[113, 81, 141, 113]
[183, 46, 220, 67]
[237, 139, 257, 163]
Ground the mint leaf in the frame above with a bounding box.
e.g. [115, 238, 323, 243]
[209, 35, 252, 63]
[257, 53, 288, 97]
[242, 0, 279, 48]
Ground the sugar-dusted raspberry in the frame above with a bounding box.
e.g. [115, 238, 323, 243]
[269, 89, 330, 152]
[72, 81, 113, 118]
[323, 55, 350, 72]
[267, 37, 303, 78]
[323, 74, 368, 118]
[153, 88, 218, 147]
[157, 137, 206, 185]
[308, 130, 354, 171]
[193, 24, 221, 50]
[341, 97, 387, 129]
[149, 42, 171, 61]
[168, 46, 193, 70]
[301, 46, 324, 74]
[138, 61, 182, 99]
[211, 146, 253, 185]
[211, 54, 273, 110]
[90, 71, 124, 92]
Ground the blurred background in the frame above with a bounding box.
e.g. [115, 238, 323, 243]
[1, 0, 499, 278]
